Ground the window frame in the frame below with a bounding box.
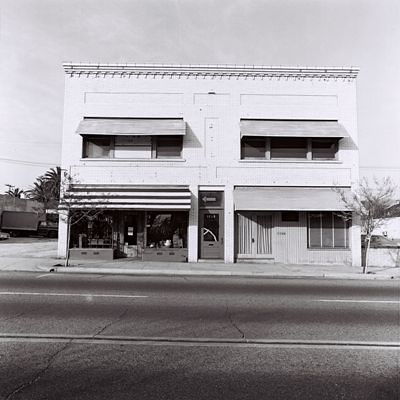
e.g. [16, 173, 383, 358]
[307, 211, 350, 249]
[154, 135, 183, 159]
[311, 138, 339, 160]
[82, 135, 113, 159]
[82, 135, 183, 160]
[240, 136, 339, 161]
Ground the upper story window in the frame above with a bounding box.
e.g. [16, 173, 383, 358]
[240, 119, 347, 162]
[241, 137, 266, 159]
[83, 136, 111, 158]
[155, 136, 183, 158]
[82, 135, 183, 159]
[240, 136, 339, 161]
[78, 117, 186, 160]
[270, 138, 308, 159]
[311, 138, 338, 160]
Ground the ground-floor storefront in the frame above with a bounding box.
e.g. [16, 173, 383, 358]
[69, 210, 189, 262]
[58, 184, 361, 266]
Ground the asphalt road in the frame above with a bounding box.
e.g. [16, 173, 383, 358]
[0, 272, 399, 399]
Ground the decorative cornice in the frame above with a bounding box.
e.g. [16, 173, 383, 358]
[62, 63, 359, 81]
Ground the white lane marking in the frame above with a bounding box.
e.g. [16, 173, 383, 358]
[0, 334, 399, 349]
[318, 299, 400, 304]
[36, 274, 51, 279]
[0, 292, 148, 299]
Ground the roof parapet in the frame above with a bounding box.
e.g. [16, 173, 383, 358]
[63, 63, 359, 80]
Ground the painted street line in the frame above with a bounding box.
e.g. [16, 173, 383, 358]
[0, 333, 399, 349]
[36, 273, 52, 279]
[317, 299, 400, 304]
[0, 292, 148, 299]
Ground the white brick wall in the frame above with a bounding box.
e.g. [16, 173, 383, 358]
[59, 64, 360, 263]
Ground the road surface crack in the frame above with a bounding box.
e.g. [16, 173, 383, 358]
[1, 311, 26, 322]
[5, 340, 72, 400]
[225, 306, 246, 341]
[93, 308, 129, 337]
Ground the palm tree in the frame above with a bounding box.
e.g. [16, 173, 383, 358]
[5, 184, 25, 198]
[26, 167, 61, 207]
[42, 167, 61, 201]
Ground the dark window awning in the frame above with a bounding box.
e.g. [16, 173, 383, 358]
[240, 120, 349, 138]
[63, 185, 191, 210]
[234, 186, 350, 211]
[76, 118, 186, 136]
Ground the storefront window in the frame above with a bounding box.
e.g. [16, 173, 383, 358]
[146, 211, 188, 248]
[308, 212, 350, 249]
[69, 212, 113, 249]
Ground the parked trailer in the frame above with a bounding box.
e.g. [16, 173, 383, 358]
[0, 210, 58, 238]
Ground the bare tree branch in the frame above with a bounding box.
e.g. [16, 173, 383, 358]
[334, 177, 398, 273]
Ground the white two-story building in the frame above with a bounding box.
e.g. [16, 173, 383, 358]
[58, 63, 361, 266]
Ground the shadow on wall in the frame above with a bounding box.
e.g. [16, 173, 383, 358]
[340, 136, 358, 152]
[183, 124, 202, 149]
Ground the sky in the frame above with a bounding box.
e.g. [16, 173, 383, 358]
[1, 0, 400, 194]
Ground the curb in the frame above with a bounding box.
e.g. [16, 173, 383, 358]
[51, 266, 399, 280]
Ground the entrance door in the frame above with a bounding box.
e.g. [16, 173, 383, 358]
[124, 215, 137, 245]
[199, 209, 224, 259]
[237, 212, 273, 258]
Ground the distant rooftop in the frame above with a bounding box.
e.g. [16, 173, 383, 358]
[63, 63, 359, 79]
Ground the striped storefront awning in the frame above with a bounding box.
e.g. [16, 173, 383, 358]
[76, 118, 186, 136]
[234, 186, 350, 211]
[240, 120, 349, 138]
[63, 185, 191, 210]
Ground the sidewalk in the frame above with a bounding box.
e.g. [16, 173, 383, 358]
[0, 255, 399, 280]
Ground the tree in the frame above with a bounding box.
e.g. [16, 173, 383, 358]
[335, 177, 399, 273]
[5, 184, 25, 198]
[26, 167, 61, 208]
[42, 167, 61, 202]
[58, 171, 105, 267]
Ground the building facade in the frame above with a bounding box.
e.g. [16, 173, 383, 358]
[58, 63, 361, 266]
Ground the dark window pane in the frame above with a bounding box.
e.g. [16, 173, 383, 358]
[309, 213, 321, 248]
[203, 214, 219, 242]
[282, 211, 299, 222]
[312, 139, 338, 160]
[271, 138, 307, 159]
[241, 137, 266, 159]
[146, 211, 188, 248]
[156, 136, 182, 158]
[321, 212, 333, 247]
[83, 137, 111, 158]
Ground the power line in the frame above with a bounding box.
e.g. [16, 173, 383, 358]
[360, 166, 400, 170]
[0, 157, 59, 167]
[2, 141, 61, 146]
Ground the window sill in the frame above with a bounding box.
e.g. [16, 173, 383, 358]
[307, 248, 351, 251]
[238, 159, 342, 164]
[80, 158, 186, 163]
